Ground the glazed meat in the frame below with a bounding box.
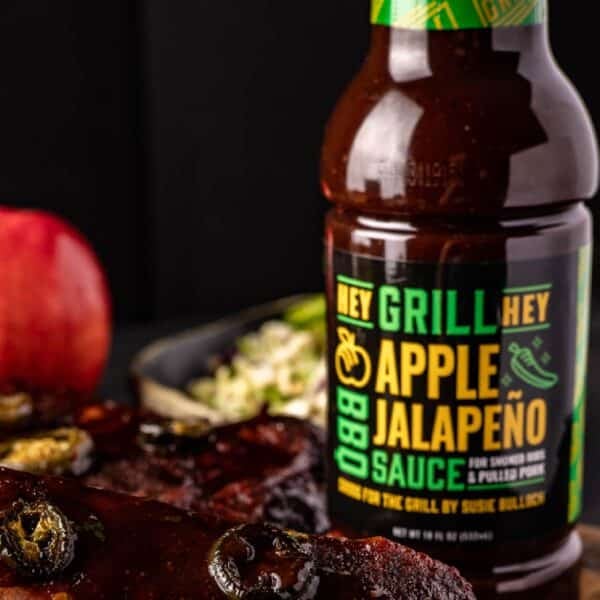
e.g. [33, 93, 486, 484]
[0, 468, 475, 599]
[84, 415, 329, 533]
[0, 388, 83, 436]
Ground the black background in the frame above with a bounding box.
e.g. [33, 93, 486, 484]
[1, 0, 597, 324]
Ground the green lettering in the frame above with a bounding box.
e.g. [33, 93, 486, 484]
[407, 455, 425, 490]
[426, 457, 446, 492]
[387, 453, 407, 487]
[431, 289, 443, 336]
[446, 291, 471, 335]
[371, 450, 388, 484]
[335, 446, 369, 480]
[379, 286, 400, 332]
[404, 288, 428, 335]
[474, 290, 497, 335]
[338, 416, 369, 451]
[447, 458, 466, 492]
[337, 387, 369, 421]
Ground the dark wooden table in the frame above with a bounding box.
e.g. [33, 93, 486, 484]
[100, 304, 600, 526]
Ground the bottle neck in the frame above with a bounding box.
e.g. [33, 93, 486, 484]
[369, 1, 551, 81]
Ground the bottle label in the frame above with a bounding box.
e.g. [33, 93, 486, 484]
[371, 0, 546, 30]
[328, 246, 590, 545]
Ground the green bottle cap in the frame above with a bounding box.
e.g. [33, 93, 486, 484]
[371, 0, 546, 30]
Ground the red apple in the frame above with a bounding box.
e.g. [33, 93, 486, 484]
[0, 208, 111, 397]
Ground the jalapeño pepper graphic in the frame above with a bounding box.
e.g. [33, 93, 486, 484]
[508, 342, 559, 390]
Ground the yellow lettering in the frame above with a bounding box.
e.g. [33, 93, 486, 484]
[457, 406, 483, 452]
[358, 289, 373, 321]
[376, 340, 399, 395]
[456, 345, 477, 400]
[387, 402, 410, 449]
[401, 343, 426, 398]
[479, 344, 500, 399]
[503, 402, 524, 449]
[337, 283, 348, 315]
[349, 287, 361, 319]
[536, 292, 550, 323]
[527, 399, 547, 445]
[430, 405, 456, 452]
[503, 295, 520, 327]
[373, 399, 387, 446]
[483, 405, 502, 451]
[411, 404, 430, 451]
[428, 345, 455, 400]
[522, 294, 536, 325]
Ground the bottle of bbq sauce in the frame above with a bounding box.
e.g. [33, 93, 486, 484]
[323, 0, 598, 596]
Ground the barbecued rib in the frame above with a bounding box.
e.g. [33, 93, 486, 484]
[0, 468, 475, 599]
[84, 415, 330, 534]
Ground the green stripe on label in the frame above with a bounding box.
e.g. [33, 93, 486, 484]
[371, 0, 547, 30]
[569, 245, 591, 524]
[338, 315, 375, 330]
[468, 477, 546, 492]
[337, 275, 374, 290]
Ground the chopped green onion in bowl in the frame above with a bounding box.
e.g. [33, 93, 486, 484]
[187, 295, 327, 427]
